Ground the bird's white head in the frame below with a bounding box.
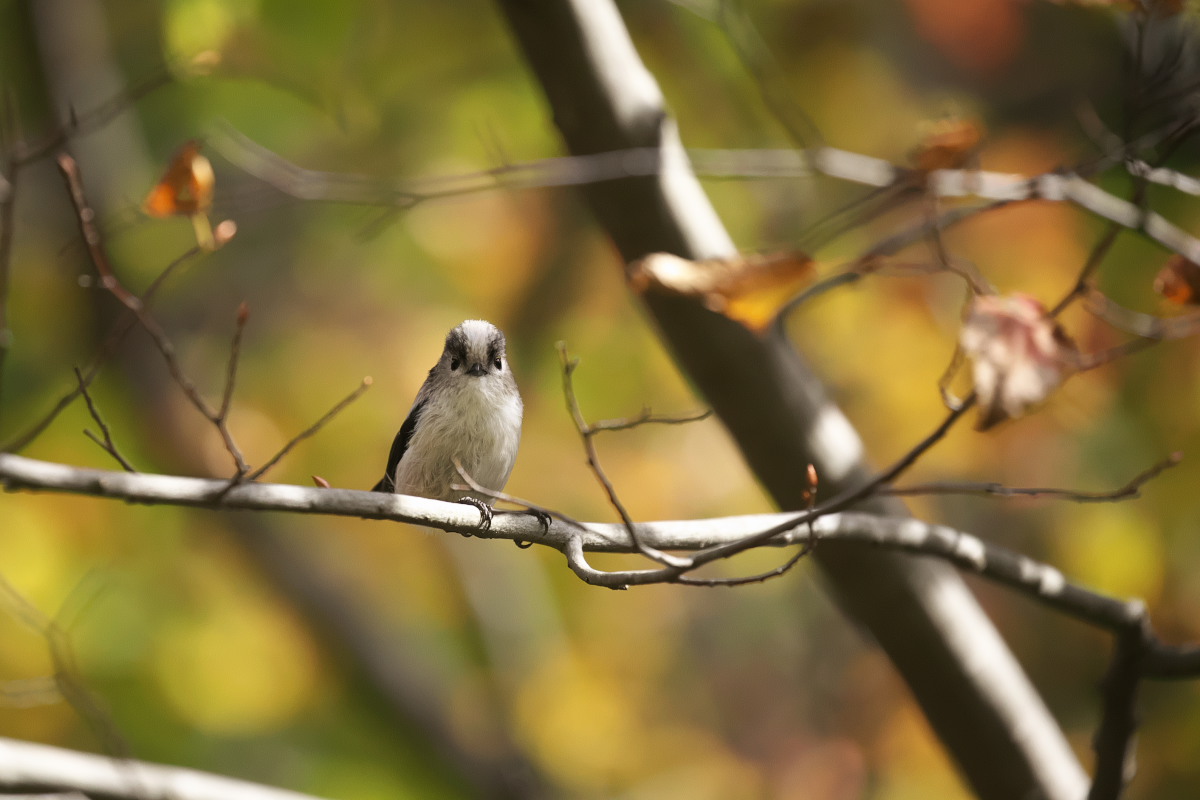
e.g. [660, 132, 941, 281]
[435, 319, 511, 382]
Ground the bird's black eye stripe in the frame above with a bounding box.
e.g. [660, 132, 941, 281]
[450, 357, 461, 370]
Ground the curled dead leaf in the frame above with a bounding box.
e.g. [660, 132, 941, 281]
[143, 140, 214, 217]
[1153, 254, 1200, 305]
[628, 251, 816, 332]
[312, 475, 331, 489]
[144, 140, 218, 250]
[959, 293, 1080, 430]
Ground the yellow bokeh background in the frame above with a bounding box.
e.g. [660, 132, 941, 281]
[2, 1, 1199, 799]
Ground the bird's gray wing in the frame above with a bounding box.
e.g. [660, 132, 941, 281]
[371, 398, 426, 493]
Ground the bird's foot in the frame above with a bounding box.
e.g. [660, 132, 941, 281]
[457, 496, 494, 533]
[491, 507, 552, 533]
[524, 508, 552, 532]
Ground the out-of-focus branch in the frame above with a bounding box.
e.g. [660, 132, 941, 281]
[0, 736, 329, 800]
[218, 125, 1200, 263]
[0, 574, 137, 773]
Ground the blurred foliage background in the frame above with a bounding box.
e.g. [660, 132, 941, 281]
[2, 0, 1200, 798]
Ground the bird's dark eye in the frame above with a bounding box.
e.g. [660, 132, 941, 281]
[493, 357, 503, 370]
[450, 358, 461, 371]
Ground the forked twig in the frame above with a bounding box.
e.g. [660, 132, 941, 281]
[74, 367, 136, 472]
[558, 341, 695, 568]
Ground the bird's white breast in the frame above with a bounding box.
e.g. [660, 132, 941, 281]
[393, 378, 522, 503]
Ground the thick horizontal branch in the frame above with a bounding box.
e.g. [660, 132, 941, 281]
[3, 452, 1197, 677]
[0, 452, 795, 549]
[0, 736, 327, 800]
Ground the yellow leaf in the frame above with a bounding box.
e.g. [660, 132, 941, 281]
[628, 251, 816, 332]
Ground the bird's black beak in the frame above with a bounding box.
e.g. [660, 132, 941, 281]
[466, 363, 487, 377]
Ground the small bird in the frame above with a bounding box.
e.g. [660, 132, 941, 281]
[372, 320, 524, 529]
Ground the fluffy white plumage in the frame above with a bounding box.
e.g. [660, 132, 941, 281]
[374, 320, 523, 506]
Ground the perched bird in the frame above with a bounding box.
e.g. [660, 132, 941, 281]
[373, 320, 524, 529]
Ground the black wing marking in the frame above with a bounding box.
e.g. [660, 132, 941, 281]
[371, 398, 426, 492]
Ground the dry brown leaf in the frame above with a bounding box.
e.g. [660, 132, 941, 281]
[1153, 254, 1200, 305]
[628, 251, 816, 332]
[144, 140, 214, 217]
[144, 140, 217, 250]
[909, 118, 985, 173]
[959, 293, 1080, 430]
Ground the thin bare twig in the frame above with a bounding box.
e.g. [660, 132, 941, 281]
[677, 464, 819, 587]
[1051, 223, 1125, 317]
[557, 342, 691, 568]
[55, 153, 251, 476]
[588, 407, 712, 434]
[676, 542, 814, 587]
[884, 453, 1181, 503]
[247, 378, 373, 481]
[73, 368, 135, 472]
[219, 303, 249, 421]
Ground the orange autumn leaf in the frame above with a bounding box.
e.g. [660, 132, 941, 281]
[909, 117, 985, 172]
[143, 140, 214, 218]
[628, 251, 816, 332]
[1153, 254, 1200, 305]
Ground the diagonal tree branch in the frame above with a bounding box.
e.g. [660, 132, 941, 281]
[0, 736, 329, 800]
[493, 1, 1087, 797]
